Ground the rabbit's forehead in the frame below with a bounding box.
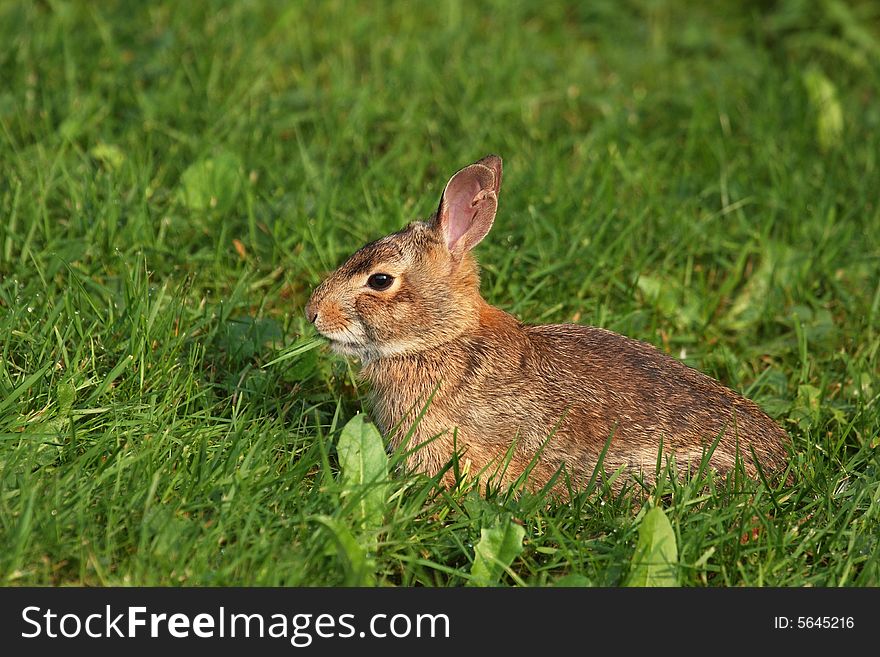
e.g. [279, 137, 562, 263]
[337, 222, 438, 276]
[339, 238, 405, 275]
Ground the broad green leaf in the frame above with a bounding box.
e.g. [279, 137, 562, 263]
[637, 274, 679, 320]
[90, 143, 126, 170]
[336, 414, 389, 531]
[56, 381, 75, 414]
[469, 518, 525, 587]
[724, 253, 774, 332]
[625, 506, 679, 587]
[554, 573, 592, 587]
[312, 515, 374, 586]
[178, 151, 243, 212]
[36, 380, 77, 439]
[803, 67, 843, 152]
[636, 274, 701, 330]
[790, 384, 822, 431]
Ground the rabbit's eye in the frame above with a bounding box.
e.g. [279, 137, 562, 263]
[367, 273, 394, 291]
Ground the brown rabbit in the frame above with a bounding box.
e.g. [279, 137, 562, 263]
[305, 155, 790, 493]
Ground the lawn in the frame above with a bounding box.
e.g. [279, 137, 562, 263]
[1, 0, 878, 586]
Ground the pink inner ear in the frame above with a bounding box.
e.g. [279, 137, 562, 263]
[445, 176, 483, 249]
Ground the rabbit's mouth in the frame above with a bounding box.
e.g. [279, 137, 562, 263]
[314, 324, 376, 360]
[316, 323, 365, 347]
[328, 337, 360, 349]
[324, 334, 367, 358]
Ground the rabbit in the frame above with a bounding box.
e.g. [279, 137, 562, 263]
[305, 155, 790, 494]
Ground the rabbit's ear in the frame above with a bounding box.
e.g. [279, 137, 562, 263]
[434, 155, 502, 257]
[475, 154, 502, 194]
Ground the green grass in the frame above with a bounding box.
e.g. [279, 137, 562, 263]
[1, 0, 879, 586]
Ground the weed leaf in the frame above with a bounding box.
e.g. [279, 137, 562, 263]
[90, 142, 126, 170]
[625, 506, 679, 587]
[312, 515, 374, 586]
[336, 414, 389, 532]
[56, 381, 75, 414]
[469, 518, 525, 587]
[803, 67, 843, 151]
[178, 151, 243, 212]
[554, 573, 592, 587]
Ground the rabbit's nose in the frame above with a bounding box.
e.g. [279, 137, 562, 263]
[305, 301, 318, 324]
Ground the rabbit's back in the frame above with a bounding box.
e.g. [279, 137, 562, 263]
[523, 323, 789, 481]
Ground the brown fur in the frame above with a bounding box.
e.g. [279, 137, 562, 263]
[305, 155, 790, 494]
